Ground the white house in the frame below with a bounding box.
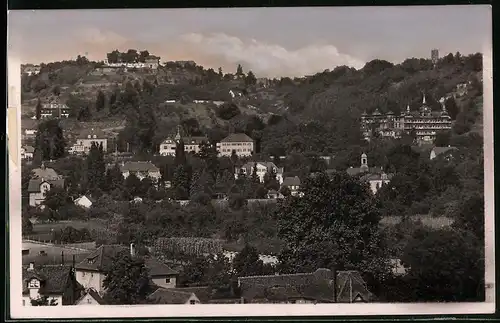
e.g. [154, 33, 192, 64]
[217, 133, 254, 157]
[120, 161, 161, 181]
[75, 244, 178, 296]
[159, 128, 208, 156]
[70, 129, 108, 155]
[360, 172, 393, 195]
[22, 262, 81, 306]
[281, 176, 302, 196]
[21, 145, 35, 160]
[430, 146, 458, 160]
[28, 163, 65, 207]
[235, 161, 284, 185]
[74, 195, 93, 209]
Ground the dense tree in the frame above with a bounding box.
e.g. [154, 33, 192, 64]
[85, 142, 106, 194]
[236, 64, 244, 76]
[35, 119, 66, 161]
[103, 250, 151, 304]
[31, 296, 58, 306]
[22, 216, 33, 234]
[245, 71, 257, 86]
[35, 98, 42, 120]
[233, 244, 274, 277]
[444, 97, 459, 120]
[95, 90, 106, 112]
[276, 172, 389, 277]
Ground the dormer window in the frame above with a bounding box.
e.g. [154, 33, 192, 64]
[28, 279, 40, 289]
[93, 135, 97, 139]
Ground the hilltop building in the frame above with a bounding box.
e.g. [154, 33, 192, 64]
[431, 49, 439, 65]
[22, 64, 41, 76]
[217, 133, 254, 157]
[159, 126, 208, 156]
[361, 94, 452, 144]
[235, 161, 284, 185]
[21, 145, 35, 160]
[40, 103, 70, 119]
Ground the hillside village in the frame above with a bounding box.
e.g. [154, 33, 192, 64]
[20, 49, 485, 306]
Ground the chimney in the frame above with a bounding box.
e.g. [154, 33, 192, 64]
[72, 254, 76, 267]
[130, 243, 136, 257]
[61, 251, 65, 265]
[28, 262, 35, 271]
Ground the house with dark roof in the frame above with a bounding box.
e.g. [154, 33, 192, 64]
[28, 163, 65, 207]
[237, 269, 374, 304]
[430, 146, 459, 161]
[346, 154, 393, 195]
[120, 161, 161, 182]
[235, 161, 284, 185]
[70, 128, 108, 155]
[147, 286, 211, 304]
[281, 176, 302, 196]
[216, 133, 254, 157]
[22, 262, 83, 306]
[75, 288, 106, 305]
[75, 244, 179, 295]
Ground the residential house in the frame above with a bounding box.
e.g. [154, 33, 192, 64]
[147, 286, 211, 305]
[266, 189, 282, 199]
[22, 262, 82, 306]
[22, 64, 41, 76]
[120, 161, 161, 182]
[235, 161, 284, 185]
[145, 56, 161, 69]
[21, 145, 35, 160]
[74, 195, 93, 209]
[159, 127, 208, 156]
[75, 288, 106, 305]
[70, 129, 108, 155]
[430, 146, 459, 161]
[40, 103, 70, 119]
[237, 269, 374, 304]
[21, 119, 38, 141]
[346, 154, 393, 195]
[28, 163, 65, 207]
[75, 244, 178, 295]
[217, 133, 254, 157]
[281, 176, 302, 196]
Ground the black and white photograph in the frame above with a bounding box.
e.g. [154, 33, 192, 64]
[7, 5, 494, 318]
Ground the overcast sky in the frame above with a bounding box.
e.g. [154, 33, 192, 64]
[7, 6, 491, 77]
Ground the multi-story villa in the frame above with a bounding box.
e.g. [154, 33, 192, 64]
[120, 161, 161, 182]
[235, 161, 284, 185]
[159, 127, 208, 156]
[361, 95, 452, 144]
[28, 163, 65, 207]
[40, 103, 71, 119]
[69, 129, 108, 155]
[217, 133, 254, 157]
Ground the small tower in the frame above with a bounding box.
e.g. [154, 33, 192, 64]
[422, 92, 426, 105]
[360, 153, 369, 172]
[406, 104, 410, 114]
[174, 125, 181, 143]
[40, 161, 46, 170]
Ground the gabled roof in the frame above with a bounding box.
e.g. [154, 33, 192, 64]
[144, 257, 178, 277]
[220, 133, 254, 143]
[120, 161, 160, 173]
[182, 136, 209, 145]
[75, 245, 128, 271]
[22, 265, 74, 295]
[147, 288, 197, 304]
[238, 269, 374, 303]
[346, 166, 382, 177]
[240, 161, 283, 173]
[431, 146, 458, 157]
[28, 178, 65, 193]
[24, 145, 35, 153]
[171, 286, 212, 303]
[282, 176, 301, 187]
[76, 288, 106, 305]
[31, 166, 61, 180]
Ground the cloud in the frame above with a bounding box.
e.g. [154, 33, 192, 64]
[177, 32, 364, 77]
[77, 27, 128, 47]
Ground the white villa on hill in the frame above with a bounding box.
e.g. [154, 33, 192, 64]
[235, 161, 284, 185]
[217, 133, 254, 157]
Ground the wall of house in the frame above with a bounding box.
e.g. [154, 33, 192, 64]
[160, 143, 176, 156]
[368, 179, 390, 195]
[23, 295, 63, 306]
[217, 142, 254, 157]
[76, 270, 105, 294]
[79, 138, 108, 152]
[151, 275, 177, 289]
[29, 182, 51, 207]
[185, 294, 200, 304]
[76, 293, 101, 305]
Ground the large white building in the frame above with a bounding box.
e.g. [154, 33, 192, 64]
[120, 161, 161, 181]
[159, 127, 208, 156]
[217, 133, 254, 157]
[361, 95, 452, 144]
[69, 129, 108, 155]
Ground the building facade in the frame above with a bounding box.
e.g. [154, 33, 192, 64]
[235, 161, 284, 185]
[159, 127, 208, 156]
[120, 161, 162, 181]
[361, 95, 452, 144]
[28, 164, 65, 207]
[217, 133, 254, 157]
[347, 154, 393, 195]
[70, 129, 108, 155]
[41, 103, 70, 119]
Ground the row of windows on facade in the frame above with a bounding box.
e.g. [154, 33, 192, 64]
[219, 142, 252, 146]
[221, 148, 252, 153]
[364, 119, 452, 124]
